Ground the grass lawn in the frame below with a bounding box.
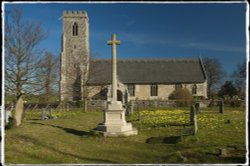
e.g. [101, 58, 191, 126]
[4, 107, 247, 164]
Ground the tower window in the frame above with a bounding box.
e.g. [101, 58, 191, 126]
[73, 22, 78, 36]
[151, 84, 158, 96]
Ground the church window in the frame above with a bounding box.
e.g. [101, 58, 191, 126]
[151, 84, 158, 96]
[128, 84, 135, 96]
[175, 84, 183, 90]
[192, 84, 197, 95]
[72, 22, 78, 36]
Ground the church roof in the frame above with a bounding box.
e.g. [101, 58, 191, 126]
[87, 58, 207, 85]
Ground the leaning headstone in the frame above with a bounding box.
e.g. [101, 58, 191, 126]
[190, 105, 195, 125]
[14, 96, 24, 127]
[190, 105, 198, 135]
[41, 108, 47, 120]
[219, 148, 227, 157]
[195, 102, 200, 114]
[219, 100, 224, 114]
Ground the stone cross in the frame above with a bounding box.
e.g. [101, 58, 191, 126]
[107, 34, 120, 101]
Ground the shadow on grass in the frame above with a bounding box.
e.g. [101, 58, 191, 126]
[220, 156, 246, 163]
[146, 136, 182, 144]
[10, 134, 118, 164]
[29, 118, 42, 120]
[30, 122, 92, 137]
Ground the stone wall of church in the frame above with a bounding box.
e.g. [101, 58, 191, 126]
[87, 85, 103, 99]
[87, 81, 208, 101]
[128, 82, 207, 100]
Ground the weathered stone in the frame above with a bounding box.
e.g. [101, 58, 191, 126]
[219, 100, 224, 114]
[60, 11, 89, 101]
[14, 96, 24, 126]
[176, 151, 188, 162]
[219, 148, 227, 157]
[190, 105, 195, 125]
[5, 110, 12, 124]
[87, 83, 207, 101]
[5, 103, 13, 125]
[41, 108, 47, 120]
[195, 102, 200, 113]
[94, 34, 137, 137]
[190, 105, 198, 135]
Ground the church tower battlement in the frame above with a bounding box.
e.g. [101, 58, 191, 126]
[60, 10, 89, 101]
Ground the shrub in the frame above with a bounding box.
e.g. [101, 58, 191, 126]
[224, 99, 242, 107]
[169, 88, 194, 107]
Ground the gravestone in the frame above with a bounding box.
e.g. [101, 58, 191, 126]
[190, 105, 195, 125]
[5, 110, 12, 124]
[94, 34, 137, 136]
[41, 108, 47, 120]
[190, 105, 198, 135]
[48, 108, 57, 119]
[219, 100, 224, 114]
[14, 96, 24, 126]
[195, 102, 200, 114]
[5, 104, 14, 124]
[130, 101, 134, 115]
[219, 148, 227, 157]
[84, 99, 88, 112]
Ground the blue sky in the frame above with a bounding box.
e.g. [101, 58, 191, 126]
[4, 2, 248, 77]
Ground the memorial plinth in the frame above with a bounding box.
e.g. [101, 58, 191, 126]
[95, 101, 137, 137]
[93, 34, 137, 137]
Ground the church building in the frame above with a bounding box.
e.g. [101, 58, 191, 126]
[60, 11, 208, 102]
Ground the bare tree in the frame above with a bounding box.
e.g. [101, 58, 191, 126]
[232, 62, 246, 98]
[4, 8, 48, 99]
[203, 57, 225, 97]
[38, 52, 60, 101]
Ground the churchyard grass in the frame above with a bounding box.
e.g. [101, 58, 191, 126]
[5, 107, 246, 164]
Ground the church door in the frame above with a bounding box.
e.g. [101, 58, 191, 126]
[117, 90, 123, 102]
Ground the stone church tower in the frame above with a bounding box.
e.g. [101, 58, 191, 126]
[60, 11, 89, 101]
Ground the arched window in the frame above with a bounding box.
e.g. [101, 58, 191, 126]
[192, 84, 197, 95]
[72, 22, 78, 36]
[128, 84, 135, 96]
[151, 84, 158, 96]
